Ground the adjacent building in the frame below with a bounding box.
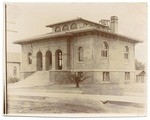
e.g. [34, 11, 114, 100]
[136, 70, 146, 83]
[7, 53, 21, 80]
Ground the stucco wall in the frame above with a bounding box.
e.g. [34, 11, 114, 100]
[21, 38, 70, 72]
[70, 35, 94, 70]
[69, 34, 136, 83]
[21, 33, 136, 84]
[70, 34, 135, 70]
[93, 35, 135, 71]
[49, 71, 71, 84]
[22, 34, 135, 72]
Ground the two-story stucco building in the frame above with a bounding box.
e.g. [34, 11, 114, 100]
[14, 16, 141, 85]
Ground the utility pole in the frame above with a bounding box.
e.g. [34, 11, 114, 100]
[4, 4, 18, 115]
[4, 3, 7, 115]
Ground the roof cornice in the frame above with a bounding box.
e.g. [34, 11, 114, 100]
[13, 26, 142, 44]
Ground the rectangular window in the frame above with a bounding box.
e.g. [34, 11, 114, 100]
[125, 72, 130, 81]
[124, 53, 128, 59]
[101, 50, 107, 57]
[103, 72, 110, 82]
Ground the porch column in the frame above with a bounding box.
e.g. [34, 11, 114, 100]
[62, 53, 67, 70]
[52, 53, 55, 70]
[32, 54, 37, 71]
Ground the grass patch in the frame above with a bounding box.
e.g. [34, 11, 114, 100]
[28, 83, 124, 95]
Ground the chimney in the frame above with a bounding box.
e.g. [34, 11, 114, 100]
[110, 16, 118, 33]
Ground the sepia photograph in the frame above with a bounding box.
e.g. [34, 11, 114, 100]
[4, 2, 147, 117]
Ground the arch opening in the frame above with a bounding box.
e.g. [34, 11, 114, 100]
[55, 49, 62, 70]
[36, 52, 43, 71]
[45, 51, 52, 70]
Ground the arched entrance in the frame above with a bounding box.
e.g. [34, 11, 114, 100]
[45, 50, 52, 70]
[36, 51, 42, 71]
[55, 49, 62, 70]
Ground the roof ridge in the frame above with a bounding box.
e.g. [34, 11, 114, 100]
[46, 17, 83, 27]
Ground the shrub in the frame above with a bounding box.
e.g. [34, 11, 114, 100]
[7, 77, 20, 84]
[70, 72, 90, 88]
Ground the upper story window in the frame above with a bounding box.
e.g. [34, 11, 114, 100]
[83, 23, 87, 27]
[27, 52, 32, 64]
[55, 26, 61, 32]
[124, 46, 129, 59]
[70, 23, 77, 29]
[101, 42, 108, 57]
[78, 47, 84, 62]
[62, 25, 69, 31]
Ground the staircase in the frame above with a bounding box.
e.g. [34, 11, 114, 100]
[10, 71, 51, 88]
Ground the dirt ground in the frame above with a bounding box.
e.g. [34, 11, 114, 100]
[23, 83, 146, 95]
[6, 83, 146, 115]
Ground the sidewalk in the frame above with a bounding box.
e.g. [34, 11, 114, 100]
[8, 87, 145, 105]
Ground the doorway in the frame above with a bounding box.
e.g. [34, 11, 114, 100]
[45, 50, 52, 70]
[36, 51, 43, 71]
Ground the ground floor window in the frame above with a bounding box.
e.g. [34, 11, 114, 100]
[27, 52, 32, 64]
[103, 72, 110, 82]
[55, 49, 63, 70]
[125, 72, 130, 81]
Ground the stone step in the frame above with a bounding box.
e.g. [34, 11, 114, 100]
[10, 71, 51, 88]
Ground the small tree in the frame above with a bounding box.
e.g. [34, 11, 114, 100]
[71, 72, 90, 88]
[135, 59, 145, 70]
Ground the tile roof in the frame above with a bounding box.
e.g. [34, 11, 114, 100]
[46, 18, 107, 27]
[13, 26, 142, 44]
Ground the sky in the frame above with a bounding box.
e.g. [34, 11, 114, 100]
[6, 3, 147, 63]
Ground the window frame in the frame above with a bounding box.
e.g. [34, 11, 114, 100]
[78, 47, 84, 62]
[70, 23, 77, 30]
[55, 49, 63, 70]
[103, 72, 110, 83]
[62, 25, 69, 31]
[124, 46, 129, 59]
[55, 26, 61, 32]
[125, 72, 130, 82]
[58, 52, 62, 67]
[83, 23, 87, 27]
[27, 52, 32, 65]
[101, 42, 108, 58]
